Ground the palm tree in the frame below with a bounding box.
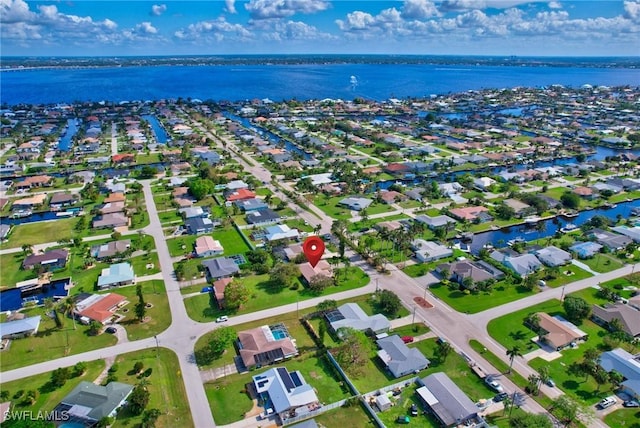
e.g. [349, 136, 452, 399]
[506, 345, 522, 374]
[61, 297, 78, 330]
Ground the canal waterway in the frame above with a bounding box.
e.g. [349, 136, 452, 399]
[142, 114, 170, 144]
[0, 278, 70, 312]
[58, 118, 79, 151]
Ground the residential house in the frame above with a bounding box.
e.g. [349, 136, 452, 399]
[212, 277, 233, 309]
[264, 225, 300, 242]
[226, 180, 250, 190]
[185, 217, 215, 235]
[53, 381, 134, 427]
[225, 188, 257, 202]
[338, 197, 373, 211]
[448, 206, 490, 222]
[92, 212, 129, 229]
[194, 236, 224, 258]
[588, 229, 632, 251]
[376, 335, 430, 378]
[537, 312, 588, 350]
[236, 198, 268, 212]
[12, 194, 47, 209]
[611, 226, 640, 243]
[415, 215, 456, 230]
[473, 177, 496, 191]
[104, 192, 126, 203]
[569, 241, 603, 259]
[13, 175, 53, 189]
[503, 198, 535, 218]
[90, 240, 131, 260]
[179, 206, 208, 219]
[416, 372, 482, 427]
[0, 315, 41, 339]
[325, 303, 390, 336]
[237, 324, 299, 368]
[75, 293, 127, 324]
[49, 192, 77, 211]
[573, 186, 595, 199]
[491, 251, 542, 277]
[246, 209, 281, 226]
[592, 303, 640, 338]
[436, 260, 499, 286]
[99, 201, 126, 215]
[534, 246, 572, 267]
[252, 367, 320, 422]
[438, 182, 464, 196]
[599, 348, 640, 400]
[97, 263, 135, 289]
[630, 294, 640, 312]
[202, 257, 239, 280]
[378, 190, 407, 204]
[307, 173, 333, 186]
[411, 240, 453, 263]
[22, 249, 69, 271]
[298, 260, 333, 284]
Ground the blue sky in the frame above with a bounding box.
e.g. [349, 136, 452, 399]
[1, 0, 638, 56]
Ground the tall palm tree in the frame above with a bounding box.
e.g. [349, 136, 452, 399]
[61, 297, 78, 330]
[506, 345, 522, 374]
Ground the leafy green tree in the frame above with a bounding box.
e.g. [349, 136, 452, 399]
[495, 203, 516, 220]
[88, 320, 102, 336]
[377, 290, 401, 317]
[128, 384, 151, 415]
[560, 191, 580, 210]
[435, 340, 453, 363]
[51, 367, 70, 388]
[141, 409, 162, 428]
[209, 326, 236, 357]
[73, 361, 87, 377]
[186, 177, 214, 200]
[334, 328, 372, 378]
[316, 299, 337, 313]
[308, 274, 333, 294]
[550, 395, 579, 427]
[133, 361, 144, 374]
[563, 296, 591, 323]
[269, 263, 300, 289]
[223, 279, 249, 310]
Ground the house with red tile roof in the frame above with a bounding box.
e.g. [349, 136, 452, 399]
[111, 154, 135, 164]
[225, 188, 257, 202]
[449, 206, 490, 222]
[76, 293, 127, 324]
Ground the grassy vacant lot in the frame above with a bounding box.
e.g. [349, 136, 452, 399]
[109, 280, 170, 341]
[486, 298, 562, 352]
[545, 264, 592, 288]
[185, 266, 370, 322]
[111, 348, 194, 428]
[312, 195, 357, 220]
[577, 254, 623, 273]
[313, 401, 376, 427]
[0, 252, 38, 289]
[428, 281, 536, 314]
[1, 218, 75, 248]
[212, 227, 252, 256]
[1, 308, 117, 371]
[167, 235, 197, 257]
[1, 359, 105, 414]
[205, 353, 351, 425]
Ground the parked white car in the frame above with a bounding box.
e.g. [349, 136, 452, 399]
[485, 377, 504, 392]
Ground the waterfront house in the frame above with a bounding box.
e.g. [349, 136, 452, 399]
[569, 241, 603, 259]
[97, 263, 135, 289]
[415, 215, 457, 230]
[49, 192, 78, 210]
[473, 177, 496, 191]
[202, 257, 239, 280]
[194, 236, 224, 258]
[534, 246, 572, 267]
[503, 198, 536, 218]
[436, 260, 498, 287]
[492, 252, 542, 277]
[14, 174, 53, 189]
[12, 193, 47, 209]
[0, 315, 41, 339]
[377, 335, 430, 378]
[537, 313, 587, 350]
[22, 249, 69, 271]
[238, 324, 299, 368]
[449, 206, 490, 222]
[378, 190, 407, 204]
[53, 381, 134, 427]
[0, 224, 10, 241]
[588, 229, 632, 251]
[611, 226, 640, 243]
[572, 186, 595, 199]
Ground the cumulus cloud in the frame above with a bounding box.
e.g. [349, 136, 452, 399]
[402, 0, 440, 20]
[257, 20, 336, 41]
[225, 0, 237, 14]
[135, 22, 158, 34]
[151, 4, 167, 16]
[548, 1, 562, 9]
[174, 17, 252, 42]
[440, 0, 532, 12]
[1, 0, 35, 24]
[624, 0, 640, 21]
[245, 0, 330, 20]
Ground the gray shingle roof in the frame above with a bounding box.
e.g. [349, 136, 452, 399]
[376, 335, 430, 378]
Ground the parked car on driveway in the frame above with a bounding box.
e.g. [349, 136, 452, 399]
[599, 396, 616, 409]
[623, 400, 639, 408]
[105, 326, 117, 334]
[493, 392, 508, 402]
[402, 336, 414, 343]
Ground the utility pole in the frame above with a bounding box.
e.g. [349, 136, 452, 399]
[411, 305, 416, 326]
[154, 335, 159, 358]
[560, 285, 566, 302]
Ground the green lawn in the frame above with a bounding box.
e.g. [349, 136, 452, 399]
[428, 281, 537, 314]
[544, 265, 592, 288]
[312, 195, 357, 220]
[111, 348, 194, 428]
[212, 227, 252, 256]
[106, 280, 171, 341]
[402, 263, 433, 278]
[136, 152, 162, 164]
[1, 359, 105, 415]
[159, 210, 182, 224]
[0, 307, 117, 371]
[376, 384, 441, 428]
[185, 266, 370, 322]
[577, 254, 624, 273]
[167, 235, 197, 257]
[313, 401, 376, 427]
[205, 353, 350, 425]
[1, 218, 75, 248]
[487, 298, 563, 352]
[604, 408, 640, 428]
[0, 252, 38, 289]
[153, 193, 174, 211]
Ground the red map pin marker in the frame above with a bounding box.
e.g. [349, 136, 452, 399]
[302, 236, 325, 268]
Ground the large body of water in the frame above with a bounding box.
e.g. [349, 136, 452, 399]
[2, 62, 639, 105]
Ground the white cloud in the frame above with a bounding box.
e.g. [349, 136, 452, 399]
[548, 2, 562, 9]
[402, 0, 440, 20]
[174, 17, 252, 42]
[440, 0, 533, 12]
[151, 4, 167, 16]
[256, 19, 336, 41]
[225, 0, 237, 14]
[624, 0, 640, 21]
[245, 0, 330, 20]
[336, 11, 375, 31]
[135, 22, 158, 35]
[0, 0, 35, 24]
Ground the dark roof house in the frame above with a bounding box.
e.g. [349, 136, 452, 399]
[376, 335, 430, 378]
